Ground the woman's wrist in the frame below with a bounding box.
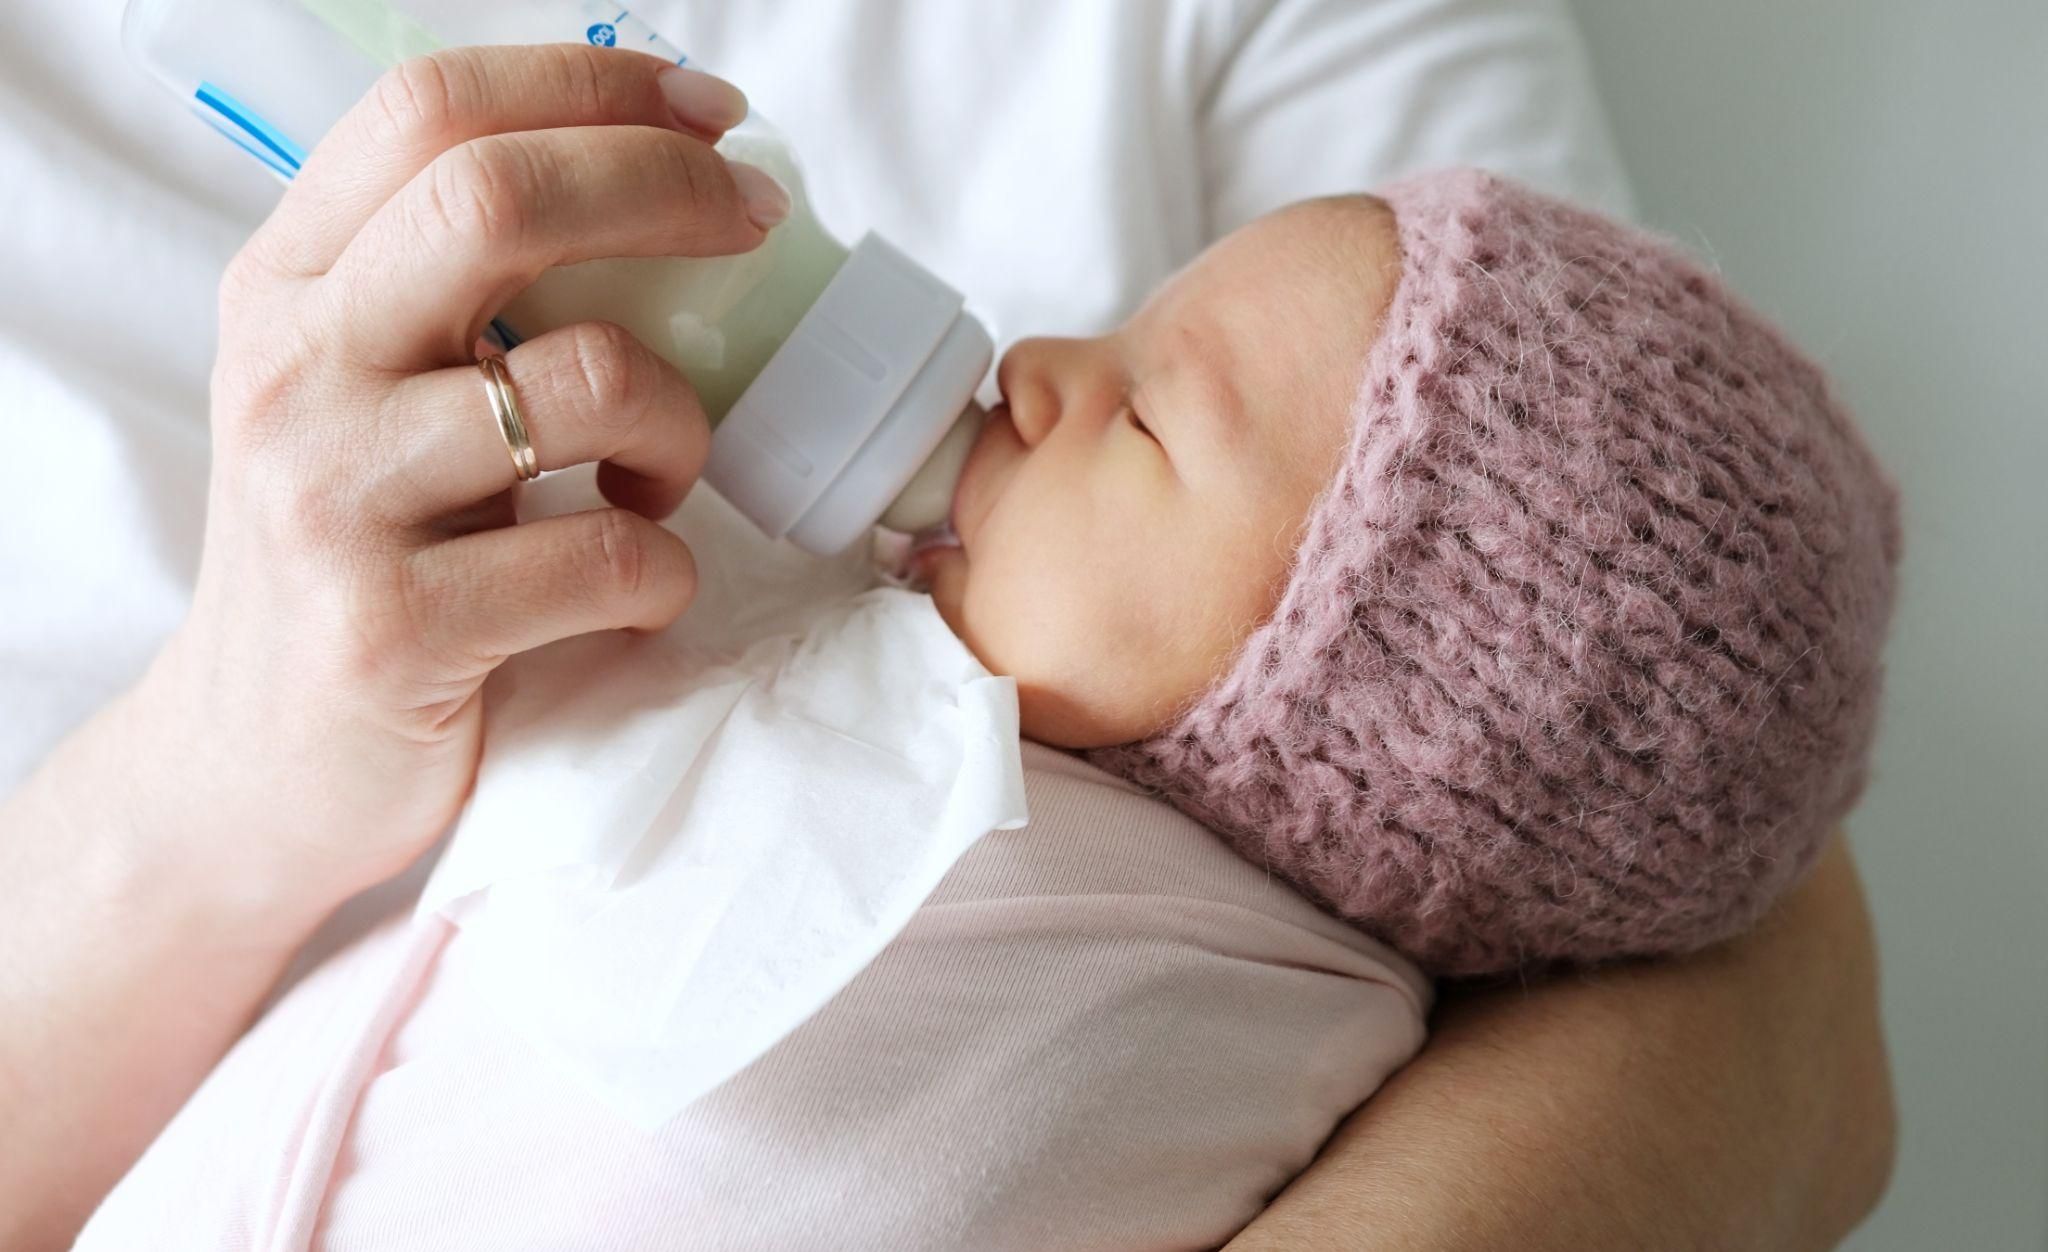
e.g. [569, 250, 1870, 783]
[0, 663, 348, 1250]
[46, 647, 364, 952]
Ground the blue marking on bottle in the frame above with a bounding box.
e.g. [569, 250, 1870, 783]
[586, 22, 616, 46]
[195, 82, 308, 175]
[187, 83, 525, 351]
[197, 110, 296, 178]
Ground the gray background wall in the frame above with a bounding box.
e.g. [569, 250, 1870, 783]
[1563, 2, 2047, 1248]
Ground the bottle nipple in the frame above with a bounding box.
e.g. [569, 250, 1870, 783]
[878, 403, 985, 534]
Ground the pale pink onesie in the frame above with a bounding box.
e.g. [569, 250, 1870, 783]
[77, 742, 1430, 1251]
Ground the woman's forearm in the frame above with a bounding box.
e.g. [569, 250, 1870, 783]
[1225, 833, 1896, 1251]
[0, 669, 342, 1252]
[0, 48, 773, 1252]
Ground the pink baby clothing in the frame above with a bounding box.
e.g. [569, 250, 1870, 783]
[77, 741, 1429, 1251]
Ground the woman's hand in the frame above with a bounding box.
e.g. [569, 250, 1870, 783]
[149, 43, 787, 914]
[0, 45, 784, 1249]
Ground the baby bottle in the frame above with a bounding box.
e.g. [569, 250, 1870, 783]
[123, 0, 987, 553]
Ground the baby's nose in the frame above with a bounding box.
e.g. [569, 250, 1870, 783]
[997, 335, 1112, 448]
[995, 342, 1066, 447]
[1004, 391, 1060, 448]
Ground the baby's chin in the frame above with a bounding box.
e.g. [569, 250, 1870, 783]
[898, 546, 1148, 750]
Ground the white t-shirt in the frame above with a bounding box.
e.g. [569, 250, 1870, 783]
[663, 0, 1634, 348]
[0, 0, 1631, 790]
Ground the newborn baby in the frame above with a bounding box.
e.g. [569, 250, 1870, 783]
[77, 170, 1899, 1250]
[922, 168, 1899, 974]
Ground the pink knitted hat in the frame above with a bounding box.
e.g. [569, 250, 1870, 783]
[1089, 169, 1903, 978]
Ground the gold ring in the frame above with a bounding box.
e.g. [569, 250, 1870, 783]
[477, 354, 540, 482]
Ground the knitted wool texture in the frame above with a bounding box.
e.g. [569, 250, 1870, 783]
[1089, 169, 1902, 978]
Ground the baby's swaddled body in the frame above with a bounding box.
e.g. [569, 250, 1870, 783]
[78, 741, 1427, 1252]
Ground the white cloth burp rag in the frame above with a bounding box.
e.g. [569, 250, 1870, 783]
[414, 479, 1028, 1131]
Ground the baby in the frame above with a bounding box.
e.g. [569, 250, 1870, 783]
[921, 169, 1899, 975]
[76, 170, 1900, 1249]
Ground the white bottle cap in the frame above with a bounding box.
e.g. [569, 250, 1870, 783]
[704, 234, 992, 554]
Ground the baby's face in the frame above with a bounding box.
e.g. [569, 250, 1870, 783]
[919, 198, 1401, 747]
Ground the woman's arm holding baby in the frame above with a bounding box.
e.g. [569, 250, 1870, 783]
[1224, 832, 1896, 1251]
[0, 46, 770, 1250]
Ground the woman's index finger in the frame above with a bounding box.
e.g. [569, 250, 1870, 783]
[243, 43, 745, 280]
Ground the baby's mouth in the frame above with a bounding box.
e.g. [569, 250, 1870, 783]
[908, 516, 961, 559]
[896, 402, 990, 580]
[943, 401, 1013, 550]
[901, 451, 971, 582]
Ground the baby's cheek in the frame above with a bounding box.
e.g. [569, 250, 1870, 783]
[953, 504, 1230, 744]
[959, 553, 1065, 677]
[924, 546, 1055, 690]
[1115, 532, 1287, 726]
[949, 552, 1129, 745]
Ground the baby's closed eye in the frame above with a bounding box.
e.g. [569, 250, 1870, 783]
[1123, 402, 1162, 447]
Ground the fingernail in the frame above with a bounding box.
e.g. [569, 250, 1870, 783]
[727, 161, 791, 230]
[656, 65, 748, 134]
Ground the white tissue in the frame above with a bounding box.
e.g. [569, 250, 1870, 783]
[414, 475, 1027, 1130]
